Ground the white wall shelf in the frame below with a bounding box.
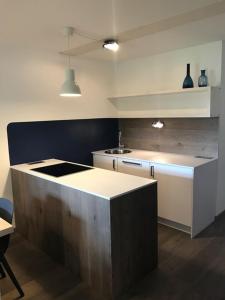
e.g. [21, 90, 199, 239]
[109, 87, 221, 118]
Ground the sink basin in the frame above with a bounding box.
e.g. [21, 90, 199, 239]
[105, 149, 132, 154]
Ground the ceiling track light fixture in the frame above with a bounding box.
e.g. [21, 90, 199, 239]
[103, 39, 119, 52]
[152, 120, 165, 129]
[60, 26, 81, 97]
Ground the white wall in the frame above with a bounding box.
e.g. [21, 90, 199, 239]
[114, 41, 222, 94]
[0, 46, 117, 199]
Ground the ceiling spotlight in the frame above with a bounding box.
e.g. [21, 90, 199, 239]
[152, 120, 165, 129]
[103, 39, 119, 52]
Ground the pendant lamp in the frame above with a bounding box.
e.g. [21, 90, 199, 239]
[60, 27, 81, 97]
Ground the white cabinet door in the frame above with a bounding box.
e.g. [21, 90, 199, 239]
[152, 163, 193, 227]
[117, 158, 150, 178]
[93, 154, 117, 171]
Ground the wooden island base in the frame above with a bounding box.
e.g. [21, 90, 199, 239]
[11, 168, 157, 300]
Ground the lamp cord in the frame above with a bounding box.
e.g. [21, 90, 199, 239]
[67, 34, 71, 68]
[65, 27, 100, 68]
[74, 28, 100, 41]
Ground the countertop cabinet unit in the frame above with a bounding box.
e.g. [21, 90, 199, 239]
[93, 154, 117, 171]
[93, 151, 218, 238]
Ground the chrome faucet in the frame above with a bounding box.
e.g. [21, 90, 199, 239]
[118, 130, 124, 148]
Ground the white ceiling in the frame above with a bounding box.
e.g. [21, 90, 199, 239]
[1, 0, 225, 61]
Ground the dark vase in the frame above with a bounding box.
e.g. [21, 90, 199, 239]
[182, 64, 194, 89]
[198, 70, 208, 87]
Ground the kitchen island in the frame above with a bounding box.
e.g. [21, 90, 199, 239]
[11, 159, 157, 300]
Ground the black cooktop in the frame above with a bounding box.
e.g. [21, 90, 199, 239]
[31, 162, 92, 177]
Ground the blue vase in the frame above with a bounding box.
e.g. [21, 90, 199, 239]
[198, 70, 208, 87]
[182, 64, 194, 89]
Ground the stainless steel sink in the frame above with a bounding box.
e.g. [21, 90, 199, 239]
[105, 149, 132, 154]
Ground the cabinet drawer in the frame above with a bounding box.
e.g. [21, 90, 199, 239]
[93, 155, 117, 171]
[117, 158, 150, 178]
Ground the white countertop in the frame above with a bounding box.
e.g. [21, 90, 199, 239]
[11, 159, 156, 200]
[0, 218, 14, 237]
[92, 149, 217, 168]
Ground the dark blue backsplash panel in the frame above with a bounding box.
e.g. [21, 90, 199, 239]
[7, 118, 119, 166]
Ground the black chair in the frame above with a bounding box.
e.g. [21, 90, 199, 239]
[0, 198, 24, 297]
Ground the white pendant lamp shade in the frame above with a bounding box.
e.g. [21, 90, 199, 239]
[60, 68, 81, 97]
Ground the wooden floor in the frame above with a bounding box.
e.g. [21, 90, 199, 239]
[2, 213, 225, 300]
